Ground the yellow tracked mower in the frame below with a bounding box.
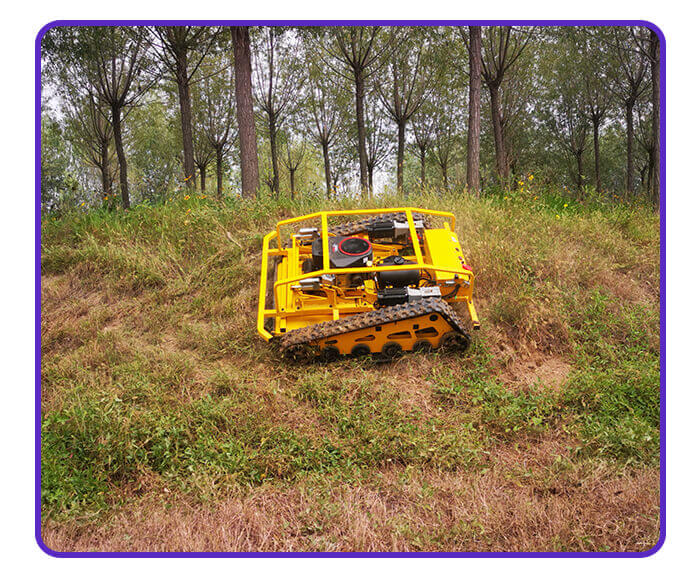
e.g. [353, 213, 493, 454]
[257, 208, 480, 361]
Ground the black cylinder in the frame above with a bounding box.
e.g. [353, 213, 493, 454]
[376, 256, 420, 289]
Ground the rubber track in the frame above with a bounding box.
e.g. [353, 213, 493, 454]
[327, 212, 434, 237]
[279, 298, 469, 352]
[283, 213, 433, 249]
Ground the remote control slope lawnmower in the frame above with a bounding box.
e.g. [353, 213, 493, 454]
[257, 208, 480, 360]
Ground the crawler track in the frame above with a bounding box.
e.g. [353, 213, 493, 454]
[279, 298, 470, 359]
[327, 212, 435, 237]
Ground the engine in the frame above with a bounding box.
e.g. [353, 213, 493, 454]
[311, 236, 373, 270]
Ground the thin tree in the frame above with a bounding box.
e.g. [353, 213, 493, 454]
[280, 134, 306, 197]
[542, 40, 590, 197]
[45, 27, 157, 208]
[376, 34, 431, 196]
[410, 105, 437, 192]
[306, 68, 342, 199]
[610, 27, 649, 197]
[231, 26, 259, 198]
[552, 101, 589, 195]
[430, 114, 457, 191]
[481, 26, 531, 185]
[499, 56, 537, 186]
[191, 74, 214, 194]
[365, 99, 392, 194]
[459, 26, 482, 196]
[575, 27, 621, 194]
[320, 27, 396, 197]
[152, 26, 220, 189]
[648, 29, 661, 205]
[634, 97, 656, 199]
[253, 27, 301, 196]
[207, 96, 237, 199]
[192, 122, 214, 193]
[42, 28, 113, 200]
[632, 27, 661, 205]
[88, 27, 158, 209]
[328, 135, 356, 198]
[576, 28, 613, 194]
[63, 92, 115, 199]
[193, 56, 237, 199]
[425, 62, 463, 192]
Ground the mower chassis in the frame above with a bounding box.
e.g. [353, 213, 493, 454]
[258, 208, 479, 358]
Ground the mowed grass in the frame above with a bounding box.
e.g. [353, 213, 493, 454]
[40, 191, 661, 552]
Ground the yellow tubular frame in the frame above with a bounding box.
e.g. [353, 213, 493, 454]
[257, 208, 479, 341]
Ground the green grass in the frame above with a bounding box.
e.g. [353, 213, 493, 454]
[41, 190, 661, 530]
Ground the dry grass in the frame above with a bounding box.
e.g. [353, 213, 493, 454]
[500, 356, 572, 393]
[40, 193, 661, 553]
[41, 434, 659, 553]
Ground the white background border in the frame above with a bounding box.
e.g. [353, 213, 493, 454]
[5, 1, 693, 575]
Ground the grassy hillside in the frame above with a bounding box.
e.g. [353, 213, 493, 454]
[40, 191, 661, 552]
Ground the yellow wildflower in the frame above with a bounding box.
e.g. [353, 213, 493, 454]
[518, 180, 524, 186]
[184, 195, 191, 200]
[80, 202, 85, 207]
[564, 203, 568, 208]
[556, 214, 561, 219]
[528, 174, 534, 181]
[103, 195, 109, 201]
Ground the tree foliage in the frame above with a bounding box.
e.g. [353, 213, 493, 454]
[41, 24, 662, 212]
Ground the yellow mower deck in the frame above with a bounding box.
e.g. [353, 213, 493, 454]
[258, 208, 479, 359]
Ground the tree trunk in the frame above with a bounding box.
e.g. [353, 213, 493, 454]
[576, 151, 584, 196]
[333, 173, 340, 195]
[268, 118, 280, 195]
[466, 26, 482, 197]
[647, 147, 654, 200]
[175, 50, 195, 188]
[100, 139, 111, 196]
[488, 82, 508, 185]
[368, 164, 374, 195]
[650, 30, 661, 206]
[216, 147, 224, 199]
[231, 26, 259, 199]
[199, 165, 206, 193]
[419, 147, 426, 192]
[290, 169, 296, 197]
[625, 100, 635, 196]
[441, 162, 448, 190]
[111, 104, 130, 209]
[505, 136, 516, 185]
[354, 70, 370, 197]
[592, 117, 601, 193]
[397, 121, 406, 196]
[321, 141, 332, 199]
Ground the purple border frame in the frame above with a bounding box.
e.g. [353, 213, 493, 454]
[35, 19, 666, 558]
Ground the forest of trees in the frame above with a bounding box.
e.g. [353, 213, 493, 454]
[40, 25, 661, 212]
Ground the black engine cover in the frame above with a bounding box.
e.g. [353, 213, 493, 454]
[376, 255, 420, 288]
[312, 236, 373, 269]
